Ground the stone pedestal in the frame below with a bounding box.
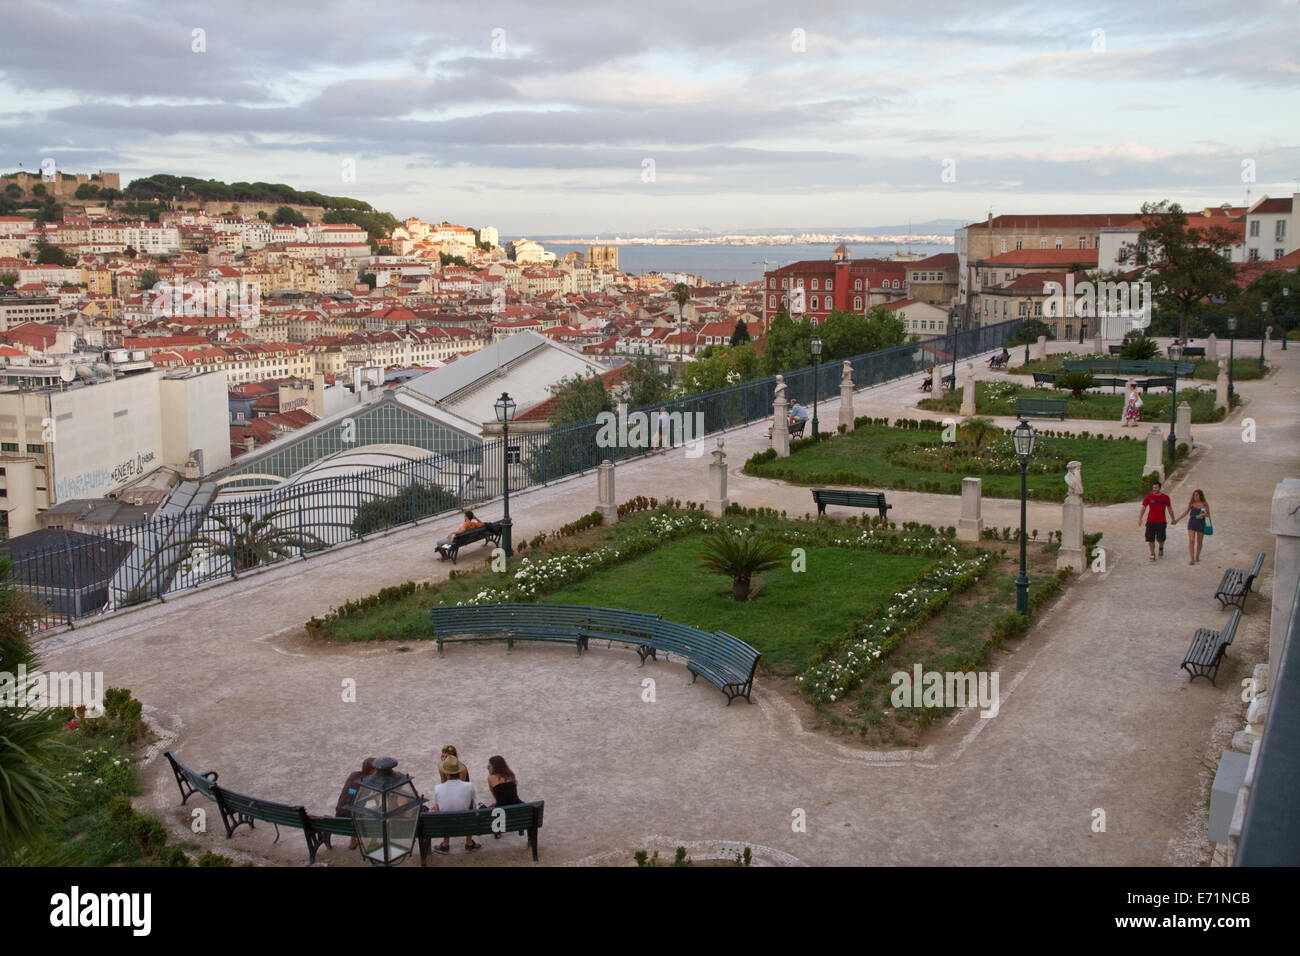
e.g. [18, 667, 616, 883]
[706, 439, 729, 516]
[1057, 460, 1086, 572]
[1207, 333, 1218, 361]
[838, 361, 856, 433]
[1176, 401, 1192, 445]
[1033, 334, 1048, 361]
[1144, 426, 1164, 478]
[1268, 479, 1300, 692]
[1092, 335, 1103, 356]
[957, 477, 983, 542]
[1215, 359, 1229, 410]
[597, 460, 617, 523]
[959, 362, 976, 417]
[773, 374, 790, 458]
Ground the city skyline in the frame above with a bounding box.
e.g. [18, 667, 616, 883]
[2, 0, 1297, 234]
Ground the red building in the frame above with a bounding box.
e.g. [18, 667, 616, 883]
[761, 245, 907, 326]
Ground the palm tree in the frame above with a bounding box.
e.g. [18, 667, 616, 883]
[671, 282, 691, 365]
[959, 417, 999, 454]
[700, 529, 786, 601]
[190, 511, 326, 574]
[0, 558, 71, 863]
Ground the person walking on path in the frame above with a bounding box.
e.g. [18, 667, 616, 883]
[1122, 382, 1143, 427]
[1138, 480, 1176, 560]
[1172, 489, 1211, 565]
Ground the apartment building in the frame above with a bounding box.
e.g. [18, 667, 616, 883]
[1244, 194, 1298, 262]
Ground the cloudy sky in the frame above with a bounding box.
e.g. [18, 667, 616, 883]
[2, 0, 1297, 235]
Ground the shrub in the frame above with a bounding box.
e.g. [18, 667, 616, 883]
[555, 510, 603, 538]
[1053, 371, 1097, 398]
[197, 850, 235, 867]
[699, 529, 786, 601]
[1120, 333, 1159, 361]
[351, 483, 460, 536]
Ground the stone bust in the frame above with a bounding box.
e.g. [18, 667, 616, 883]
[1065, 460, 1083, 500]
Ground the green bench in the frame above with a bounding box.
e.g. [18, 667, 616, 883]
[683, 629, 762, 705]
[165, 750, 219, 805]
[1031, 372, 1057, 387]
[1064, 359, 1196, 377]
[211, 785, 337, 863]
[1179, 346, 1206, 358]
[415, 802, 545, 864]
[1215, 553, 1266, 611]
[441, 521, 503, 563]
[811, 488, 892, 519]
[1182, 609, 1242, 686]
[433, 603, 664, 659]
[1014, 397, 1068, 420]
[433, 604, 761, 703]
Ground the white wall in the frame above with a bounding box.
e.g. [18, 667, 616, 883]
[48, 373, 165, 502]
[159, 371, 232, 475]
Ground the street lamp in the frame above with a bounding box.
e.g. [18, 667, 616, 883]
[494, 391, 516, 557]
[1012, 419, 1035, 615]
[810, 335, 823, 443]
[948, 308, 959, 392]
[1167, 343, 1182, 463]
[350, 757, 423, 866]
[1283, 287, 1290, 351]
[1259, 301, 1268, 371]
[1226, 315, 1237, 403]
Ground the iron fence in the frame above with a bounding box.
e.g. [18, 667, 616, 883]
[4, 318, 1023, 628]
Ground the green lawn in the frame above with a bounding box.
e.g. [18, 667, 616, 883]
[1010, 353, 1266, 381]
[745, 423, 1148, 502]
[537, 534, 933, 674]
[919, 379, 1225, 423]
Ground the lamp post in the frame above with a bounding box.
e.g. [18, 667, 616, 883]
[350, 757, 423, 866]
[1259, 301, 1268, 371]
[1167, 342, 1182, 462]
[948, 307, 959, 390]
[1283, 287, 1289, 350]
[1012, 419, 1035, 616]
[810, 335, 823, 443]
[494, 391, 515, 558]
[1226, 315, 1237, 403]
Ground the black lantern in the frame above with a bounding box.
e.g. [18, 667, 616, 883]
[1012, 419, 1035, 616]
[1167, 343, 1182, 462]
[1226, 315, 1237, 403]
[810, 335, 823, 443]
[494, 391, 516, 557]
[1259, 301, 1267, 371]
[350, 757, 423, 866]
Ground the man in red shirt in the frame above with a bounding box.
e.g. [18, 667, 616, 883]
[1138, 480, 1177, 560]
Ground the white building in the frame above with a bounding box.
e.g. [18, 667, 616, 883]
[1244, 194, 1298, 262]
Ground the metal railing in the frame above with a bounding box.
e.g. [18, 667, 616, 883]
[1235, 573, 1300, 865]
[3, 318, 1024, 628]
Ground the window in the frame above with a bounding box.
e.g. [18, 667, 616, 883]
[854, 296, 863, 310]
[782, 278, 789, 289]
[1248, 249, 1260, 262]
[1078, 236, 1087, 248]
[810, 296, 819, 310]
[811, 278, 819, 290]
[1276, 249, 1286, 260]
[1018, 301, 1028, 317]
[1277, 221, 1287, 240]
[26, 444, 43, 454]
[768, 278, 775, 289]
[1095, 236, 1101, 248]
[796, 278, 804, 288]
[1054, 237, 1062, 249]
[768, 295, 775, 307]
[506, 444, 521, 464]
[1040, 238, 1048, 249]
[929, 321, 936, 330]
[854, 279, 862, 291]
[1065, 323, 1073, 339]
[1249, 220, 1260, 237]
[1000, 239, 1007, 253]
[1015, 240, 1023, 249]
[1033, 301, 1042, 316]
[825, 278, 832, 290]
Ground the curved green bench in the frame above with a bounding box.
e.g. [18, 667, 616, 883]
[432, 604, 761, 703]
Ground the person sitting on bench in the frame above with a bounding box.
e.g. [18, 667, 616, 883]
[987, 347, 1009, 369]
[919, 368, 934, 391]
[436, 510, 483, 560]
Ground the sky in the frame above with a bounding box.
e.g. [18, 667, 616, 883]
[2, 0, 1297, 236]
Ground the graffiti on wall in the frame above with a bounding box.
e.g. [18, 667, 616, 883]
[55, 449, 158, 502]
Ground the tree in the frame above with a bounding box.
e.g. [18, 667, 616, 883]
[622, 355, 673, 409]
[137, 268, 160, 291]
[30, 183, 45, 197]
[1119, 331, 1159, 360]
[671, 283, 691, 362]
[547, 372, 613, 426]
[73, 183, 100, 200]
[273, 205, 306, 226]
[682, 343, 759, 394]
[1053, 372, 1097, 398]
[0, 274, 16, 287]
[730, 319, 751, 345]
[35, 242, 74, 267]
[1119, 200, 1238, 342]
[360, 272, 377, 289]
[699, 529, 785, 601]
[3, 184, 20, 199]
[959, 416, 999, 452]
[0, 557, 71, 863]
[188, 511, 326, 573]
[1007, 318, 1054, 347]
